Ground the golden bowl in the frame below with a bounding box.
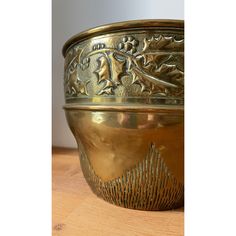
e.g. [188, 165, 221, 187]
[62, 19, 184, 210]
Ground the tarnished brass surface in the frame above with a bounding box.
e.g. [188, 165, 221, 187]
[62, 19, 184, 210]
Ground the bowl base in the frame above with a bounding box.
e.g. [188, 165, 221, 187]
[79, 142, 184, 211]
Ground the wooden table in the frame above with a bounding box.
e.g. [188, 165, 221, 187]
[52, 148, 184, 236]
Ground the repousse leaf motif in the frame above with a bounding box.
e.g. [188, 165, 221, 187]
[64, 47, 91, 96]
[143, 35, 184, 52]
[153, 64, 184, 96]
[130, 35, 184, 96]
[97, 87, 113, 95]
[66, 69, 90, 96]
[130, 68, 154, 93]
[130, 67, 174, 95]
[109, 53, 126, 85]
[94, 56, 110, 84]
[155, 64, 184, 83]
[94, 53, 126, 95]
[138, 54, 173, 72]
[64, 47, 82, 72]
[94, 56, 115, 95]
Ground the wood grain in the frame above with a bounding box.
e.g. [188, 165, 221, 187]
[52, 147, 184, 236]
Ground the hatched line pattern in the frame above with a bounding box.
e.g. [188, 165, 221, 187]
[79, 143, 184, 210]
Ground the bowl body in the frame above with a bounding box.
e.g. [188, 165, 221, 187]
[63, 20, 184, 210]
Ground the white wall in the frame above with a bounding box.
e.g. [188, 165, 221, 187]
[52, 0, 184, 148]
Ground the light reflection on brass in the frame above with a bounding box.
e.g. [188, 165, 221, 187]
[62, 19, 184, 210]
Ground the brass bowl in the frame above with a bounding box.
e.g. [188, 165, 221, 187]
[62, 19, 184, 210]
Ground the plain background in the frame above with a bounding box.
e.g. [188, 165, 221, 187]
[1, 0, 236, 236]
[52, 0, 184, 148]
